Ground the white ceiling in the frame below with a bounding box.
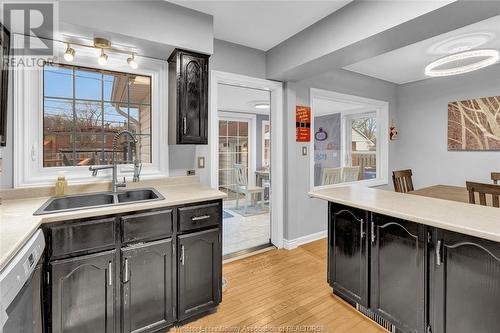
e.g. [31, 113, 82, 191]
[314, 98, 375, 116]
[218, 84, 270, 115]
[168, 0, 352, 51]
[344, 15, 500, 84]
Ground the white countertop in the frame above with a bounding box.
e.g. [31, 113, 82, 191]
[0, 183, 226, 272]
[309, 186, 500, 242]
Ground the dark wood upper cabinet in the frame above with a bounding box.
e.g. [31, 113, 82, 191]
[0, 23, 10, 147]
[328, 203, 369, 307]
[168, 49, 209, 145]
[370, 213, 427, 333]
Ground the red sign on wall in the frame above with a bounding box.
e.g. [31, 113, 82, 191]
[296, 105, 311, 142]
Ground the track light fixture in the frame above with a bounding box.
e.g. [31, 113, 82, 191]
[127, 53, 138, 69]
[98, 49, 108, 66]
[63, 44, 75, 62]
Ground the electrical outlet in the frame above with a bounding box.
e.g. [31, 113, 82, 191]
[302, 146, 308, 156]
[187, 170, 196, 176]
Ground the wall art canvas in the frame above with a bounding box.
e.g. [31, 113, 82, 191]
[448, 96, 500, 151]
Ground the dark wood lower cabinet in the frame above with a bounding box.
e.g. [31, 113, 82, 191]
[50, 250, 116, 333]
[329, 203, 369, 307]
[328, 203, 500, 333]
[370, 214, 426, 333]
[121, 238, 174, 333]
[430, 229, 500, 333]
[177, 228, 221, 321]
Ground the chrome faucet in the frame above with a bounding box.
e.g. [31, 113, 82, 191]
[89, 130, 142, 192]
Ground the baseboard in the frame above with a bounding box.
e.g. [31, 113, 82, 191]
[283, 230, 327, 250]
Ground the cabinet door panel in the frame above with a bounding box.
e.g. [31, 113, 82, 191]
[371, 215, 426, 333]
[178, 228, 221, 320]
[50, 250, 116, 333]
[122, 238, 174, 333]
[329, 204, 368, 306]
[179, 53, 207, 144]
[431, 230, 500, 333]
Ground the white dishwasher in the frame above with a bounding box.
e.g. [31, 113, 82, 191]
[0, 230, 45, 333]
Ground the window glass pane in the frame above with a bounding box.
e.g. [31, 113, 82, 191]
[129, 104, 151, 134]
[238, 122, 248, 136]
[227, 121, 238, 136]
[43, 133, 73, 167]
[104, 103, 128, 131]
[75, 69, 102, 101]
[43, 64, 152, 168]
[103, 72, 128, 102]
[219, 120, 227, 137]
[129, 75, 151, 104]
[44, 65, 73, 98]
[351, 116, 377, 181]
[313, 112, 341, 186]
[75, 101, 102, 132]
[44, 98, 73, 133]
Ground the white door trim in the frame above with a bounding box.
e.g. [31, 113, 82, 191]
[209, 70, 284, 249]
[218, 112, 257, 186]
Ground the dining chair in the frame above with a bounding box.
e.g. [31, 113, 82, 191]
[492, 172, 500, 185]
[392, 169, 414, 193]
[234, 164, 264, 214]
[466, 181, 500, 208]
[321, 167, 342, 185]
[342, 166, 360, 182]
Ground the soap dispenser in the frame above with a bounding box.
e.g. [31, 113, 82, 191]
[55, 171, 68, 197]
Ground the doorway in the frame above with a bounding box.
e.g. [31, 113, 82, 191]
[216, 85, 271, 257]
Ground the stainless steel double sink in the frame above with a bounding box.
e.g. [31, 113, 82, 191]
[34, 188, 164, 215]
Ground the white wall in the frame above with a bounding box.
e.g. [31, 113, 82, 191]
[285, 69, 397, 241]
[394, 64, 500, 188]
[59, 0, 214, 55]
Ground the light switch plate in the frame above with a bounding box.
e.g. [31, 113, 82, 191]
[197, 156, 205, 168]
[302, 146, 308, 156]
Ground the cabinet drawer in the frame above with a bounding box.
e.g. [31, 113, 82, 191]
[178, 203, 221, 232]
[121, 209, 173, 244]
[50, 218, 116, 258]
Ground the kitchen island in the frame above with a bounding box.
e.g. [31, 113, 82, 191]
[309, 186, 500, 333]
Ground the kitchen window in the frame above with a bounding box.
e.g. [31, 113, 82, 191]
[43, 64, 152, 168]
[310, 89, 388, 189]
[13, 35, 168, 187]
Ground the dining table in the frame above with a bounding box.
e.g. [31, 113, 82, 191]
[409, 184, 493, 207]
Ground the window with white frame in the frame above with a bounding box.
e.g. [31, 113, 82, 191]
[310, 89, 388, 189]
[13, 36, 168, 187]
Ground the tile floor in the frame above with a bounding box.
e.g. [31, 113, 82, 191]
[223, 200, 271, 255]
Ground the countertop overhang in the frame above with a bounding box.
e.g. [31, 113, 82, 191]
[309, 186, 500, 243]
[0, 183, 226, 272]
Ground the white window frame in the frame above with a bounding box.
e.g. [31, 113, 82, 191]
[261, 120, 270, 168]
[13, 36, 169, 187]
[218, 111, 257, 187]
[310, 88, 389, 190]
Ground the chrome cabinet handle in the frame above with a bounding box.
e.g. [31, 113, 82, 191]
[124, 258, 129, 283]
[371, 221, 376, 244]
[192, 215, 210, 222]
[436, 240, 442, 266]
[180, 245, 185, 266]
[108, 261, 113, 286]
[183, 117, 187, 135]
[360, 219, 365, 239]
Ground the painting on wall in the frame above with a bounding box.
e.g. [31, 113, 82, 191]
[448, 96, 500, 151]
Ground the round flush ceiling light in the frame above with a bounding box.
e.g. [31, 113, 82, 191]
[425, 49, 499, 77]
[428, 32, 496, 55]
[255, 102, 270, 109]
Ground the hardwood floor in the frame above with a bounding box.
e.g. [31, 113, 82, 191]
[171, 239, 386, 332]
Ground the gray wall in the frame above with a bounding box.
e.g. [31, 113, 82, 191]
[285, 69, 397, 241]
[394, 64, 500, 188]
[210, 39, 267, 79]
